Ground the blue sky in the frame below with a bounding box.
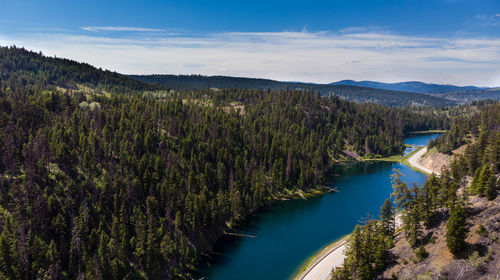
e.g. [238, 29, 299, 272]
[1, 0, 500, 86]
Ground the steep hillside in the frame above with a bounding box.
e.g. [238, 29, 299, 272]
[383, 194, 500, 280]
[331, 102, 500, 280]
[0, 46, 161, 95]
[129, 74, 457, 107]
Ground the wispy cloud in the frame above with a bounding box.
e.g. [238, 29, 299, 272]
[474, 14, 500, 27]
[1, 28, 499, 86]
[81, 26, 166, 32]
[339, 25, 389, 34]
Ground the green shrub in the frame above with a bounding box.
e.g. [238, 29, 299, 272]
[415, 245, 429, 261]
[468, 251, 483, 269]
[476, 224, 488, 237]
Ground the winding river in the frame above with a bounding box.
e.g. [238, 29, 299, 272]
[197, 133, 441, 280]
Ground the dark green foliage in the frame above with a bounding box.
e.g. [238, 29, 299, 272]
[471, 164, 498, 200]
[0, 47, 452, 279]
[415, 245, 428, 261]
[391, 171, 424, 247]
[331, 218, 393, 280]
[446, 204, 468, 256]
[379, 198, 395, 237]
[428, 100, 500, 156]
[476, 224, 488, 237]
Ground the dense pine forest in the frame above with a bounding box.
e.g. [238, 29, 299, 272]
[331, 102, 499, 280]
[427, 100, 499, 154]
[0, 46, 450, 279]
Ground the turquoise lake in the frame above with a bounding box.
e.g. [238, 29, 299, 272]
[197, 133, 441, 280]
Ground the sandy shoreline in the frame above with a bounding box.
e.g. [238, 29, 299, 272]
[408, 147, 441, 176]
[295, 238, 347, 280]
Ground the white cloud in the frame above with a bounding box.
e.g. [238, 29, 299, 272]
[81, 26, 165, 32]
[1, 29, 499, 87]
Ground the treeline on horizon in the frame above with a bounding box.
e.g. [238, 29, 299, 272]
[332, 102, 499, 280]
[130, 73, 458, 107]
[0, 46, 453, 279]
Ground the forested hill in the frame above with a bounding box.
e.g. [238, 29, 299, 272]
[430, 88, 500, 103]
[0, 46, 161, 95]
[0, 47, 449, 279]
[331, 80, 483, 94]
[129, 74, 457, 107]
[428, 100, 500, 154]
[332, 80, 500, 103]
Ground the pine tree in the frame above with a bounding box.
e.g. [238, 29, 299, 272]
[391, 169, 411, 211]
[342, 225, 362, 279]
[446, 203, 468, 256]
[379, 198, 395, 237]
[485, 174, 497, 201]
[470, 168, 481, 195]
[373, 234, 388, 273]
[0, 228, 20, 279]
[476, 164, 491, 197]
[405, 205, 422, 248]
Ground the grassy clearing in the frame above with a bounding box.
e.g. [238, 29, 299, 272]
[221, 102, 246, 115]
[181, 98, 214, 107]
[276, 187, 329, 201]
[409, 130, 447, 134]
[361, 153, 402, 162]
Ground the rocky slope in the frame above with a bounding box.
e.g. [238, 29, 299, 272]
[416, 145, 467, 175]
[381, 192, 500, 280]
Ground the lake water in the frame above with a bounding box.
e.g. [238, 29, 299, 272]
[197, 133, 441, 280]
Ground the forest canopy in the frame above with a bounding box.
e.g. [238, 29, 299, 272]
[0, 46, 451, 279]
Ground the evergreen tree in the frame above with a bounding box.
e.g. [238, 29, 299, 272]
[446, 203, 468, 256]
[476, 165, 491, 196]
[470, 168, 481, 195]
[405, 205, 422, 248]
[379, 198, 395, 237]
[391, 169, 411, 211]
[485, 174, 497, 201]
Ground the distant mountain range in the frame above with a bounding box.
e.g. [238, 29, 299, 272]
[331, 80, 500, 103]
[130, 74, 500, 106]
[129, 75, 458, 107]
[330, 80, 485, 94]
